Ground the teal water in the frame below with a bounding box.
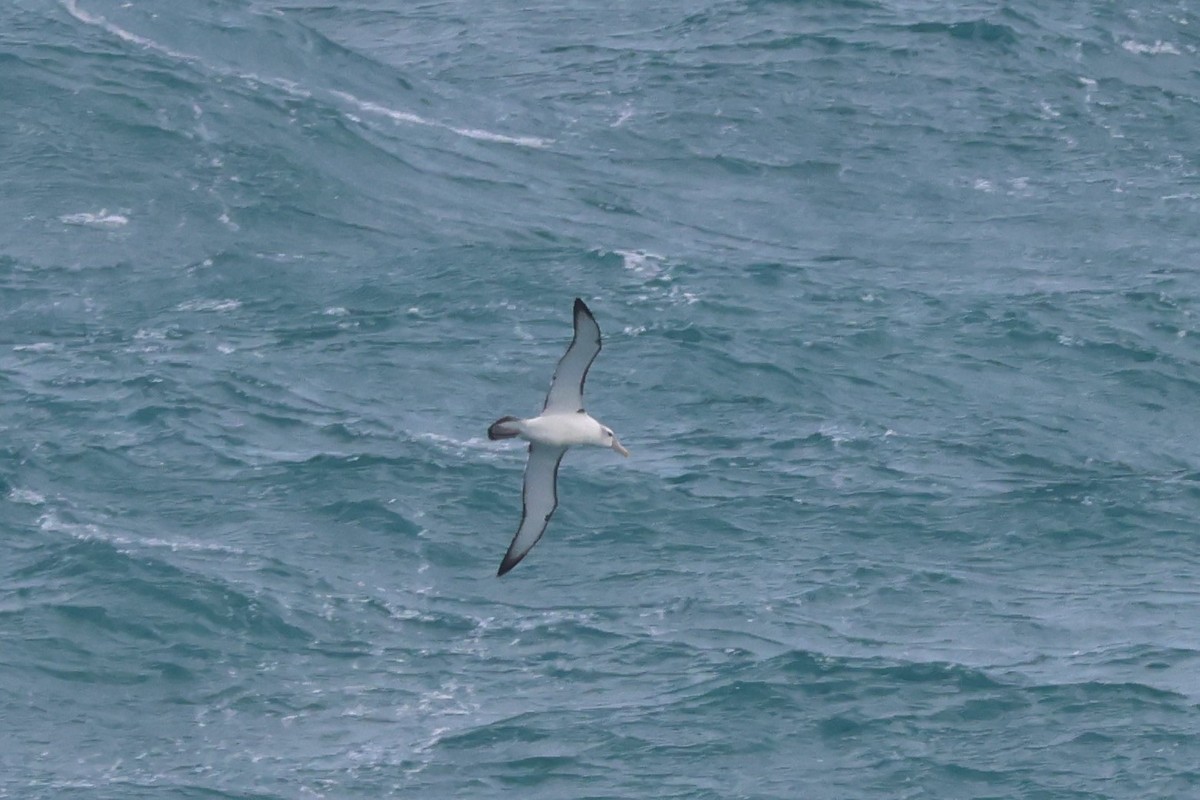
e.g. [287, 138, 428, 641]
[3, 1, 1200, 797]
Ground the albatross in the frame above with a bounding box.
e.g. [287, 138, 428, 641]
[487, 298, 629, 576]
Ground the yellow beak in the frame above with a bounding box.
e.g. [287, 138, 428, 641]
[612, 439, 630, 457]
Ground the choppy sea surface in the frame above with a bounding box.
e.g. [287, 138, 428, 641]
[3, 1, 1200, 797]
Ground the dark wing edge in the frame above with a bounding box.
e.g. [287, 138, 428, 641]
[542, 298, 602, 413]
[497, 444, 568, 576]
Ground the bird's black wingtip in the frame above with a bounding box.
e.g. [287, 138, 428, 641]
[574, 297, 592, 316]
[496, 555, 520, 577]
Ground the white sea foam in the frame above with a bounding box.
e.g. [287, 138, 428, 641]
[613, 248, 701, 307]
[132, 328, 169, 340]
[60, 209, 129, 228]
[1121, 40, 1180, 55]
[62, 0, 197, 63]
[616, 248, 667, 278]
[38, 511, 245, 555]
[217, 210, 239, 231]
[8, 488, 46, 506]
[330, 90, 552, 148]
[668, 286, 699, 305]
[177, 298, 242, 312]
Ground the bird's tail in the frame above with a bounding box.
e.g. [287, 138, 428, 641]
[487, 416, 522, 440]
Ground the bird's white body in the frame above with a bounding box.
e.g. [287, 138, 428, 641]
[507, 412, 622, 450]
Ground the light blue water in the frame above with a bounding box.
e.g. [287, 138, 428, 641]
[2, 1, 1199, 797]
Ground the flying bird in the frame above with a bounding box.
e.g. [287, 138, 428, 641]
[487, 298, 629, 576]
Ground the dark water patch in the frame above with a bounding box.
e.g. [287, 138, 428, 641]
[437, 713, 556, 749]
[13, 532, 312, 650]
[1028, 679, 1190, 709]
[316, 497, 423, 533]
[904, 19, 1020, 46]
[54, 603, 164, 642]
[1100, 645, 1200, 673]
[746, 0, 883, 9]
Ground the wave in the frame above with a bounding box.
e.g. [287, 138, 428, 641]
[60, 0, 550, 149]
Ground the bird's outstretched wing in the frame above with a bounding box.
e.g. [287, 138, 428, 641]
[542, 298, 601, 414]
[497, 443, 568, 576]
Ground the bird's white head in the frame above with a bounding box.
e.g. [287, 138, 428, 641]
[597, 425, 629, 457]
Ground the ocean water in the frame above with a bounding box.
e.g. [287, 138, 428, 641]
[2, 0, 1199, 797]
